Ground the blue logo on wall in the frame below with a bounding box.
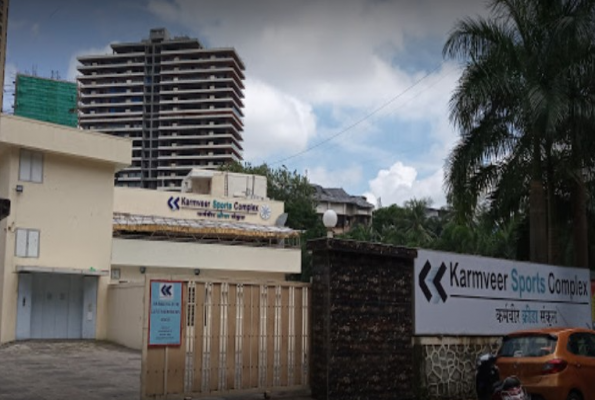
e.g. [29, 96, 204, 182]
[168, 196, 180, 211]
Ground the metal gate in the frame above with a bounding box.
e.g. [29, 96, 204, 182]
[141, 280, 310, 399]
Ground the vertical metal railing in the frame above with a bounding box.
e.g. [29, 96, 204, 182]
[145, 281, 310, 399]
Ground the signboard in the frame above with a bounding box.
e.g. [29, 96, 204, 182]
[414, 250, 592, 335]
[167, 196, 271, 221]
[148, 280, 183, 346]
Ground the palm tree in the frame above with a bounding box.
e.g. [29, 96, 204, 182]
[401, 198, 436, 246]
[443, 0, 595, 266]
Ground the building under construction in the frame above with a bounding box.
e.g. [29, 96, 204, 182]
[14, 74, 78, 127]
[77, 28, 245, 191]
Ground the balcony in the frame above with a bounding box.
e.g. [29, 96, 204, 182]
[158, 76, 243, 89]
[77, 61, 144, 71]
[86, 126, 143, 133]
[159, 67, 244, 81]
[80, 109, 143, 117]
[78, 52, 145, 62]
[78, 71, 144, 80]
[158, 97, 243, 110]
[159, 86, 244, 101]
[156, 133, 242, 142]
[79, 80, 144, 88]
[161, 48, 245, 67]
[157, 143, 243, 154]
[79, 100, 144, 108]
[79, 115, 144, 124]
[160, 57, 244, 71]
[157, 106, 243, 118]
[80, 91, 144, 98]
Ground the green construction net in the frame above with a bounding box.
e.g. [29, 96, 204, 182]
[14, 75, 78, 128]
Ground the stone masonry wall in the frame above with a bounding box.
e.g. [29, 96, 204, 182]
[416, 337, 500, 399]
[308, 239, 417, 400]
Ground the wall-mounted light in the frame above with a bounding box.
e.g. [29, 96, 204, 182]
[194, 268, 201, 276]
[139, 266, 146, 274]
[15, 185, 24, 194]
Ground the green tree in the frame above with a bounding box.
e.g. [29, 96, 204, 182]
[220, 162, 325, 281]
[443, 0, 595, 266]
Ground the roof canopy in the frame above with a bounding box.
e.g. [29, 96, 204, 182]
[113, 213, 300, 243]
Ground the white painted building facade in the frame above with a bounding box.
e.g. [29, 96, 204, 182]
[0, 116, 300, 346]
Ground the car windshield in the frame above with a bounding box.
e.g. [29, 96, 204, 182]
[498, 334, 557, 358]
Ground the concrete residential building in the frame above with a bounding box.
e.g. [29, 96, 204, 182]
[0, 0, 9, 109]
[312, 184, 374, 233]
[77, 28, 245, 191]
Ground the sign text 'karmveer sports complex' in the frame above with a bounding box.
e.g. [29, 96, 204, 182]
[415, 250, 593, 335]
[167, 196, 271, 221]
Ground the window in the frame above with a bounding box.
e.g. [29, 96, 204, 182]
[498, 334, 558, 358]
[15, 229, 40, 258]
[111, 268, 121, 280]
[19, 150, 43, 183]
[568, 333, 595, 357]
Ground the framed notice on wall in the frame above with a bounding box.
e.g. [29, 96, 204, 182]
[148, 280, 183, 346]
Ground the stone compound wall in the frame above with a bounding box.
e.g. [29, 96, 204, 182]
[308, 239, 417, 400]
[415, 337, 501, 399]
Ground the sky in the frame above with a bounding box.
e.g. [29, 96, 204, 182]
[4, 0, 490, 208]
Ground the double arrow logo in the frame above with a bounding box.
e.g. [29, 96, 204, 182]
[168, 196, 180, 211]
[160, 284, 173, 298]
[419, 260, 448, 303]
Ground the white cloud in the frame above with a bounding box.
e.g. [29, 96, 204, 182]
[242, 78, 317, 161]
[141, 0, 487, 195]
[366, 161, 446, 207]
[66, 44, 114, 81]
[146, 0, 483, 110]
[306, 165, 363, 189]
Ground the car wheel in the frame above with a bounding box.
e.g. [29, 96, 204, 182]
[567, 391, 582, 400]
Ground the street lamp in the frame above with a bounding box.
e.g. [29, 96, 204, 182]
[323, 209, 338, 238]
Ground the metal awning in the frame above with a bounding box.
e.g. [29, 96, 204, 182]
[113, 213, 300, 240]
[16, 265, 109, 276]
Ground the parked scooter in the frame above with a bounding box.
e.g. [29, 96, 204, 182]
[476, 353, 529, 400]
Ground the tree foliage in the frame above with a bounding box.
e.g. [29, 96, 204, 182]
[443, 0, 595, 267]
[220, 162, 325, 281]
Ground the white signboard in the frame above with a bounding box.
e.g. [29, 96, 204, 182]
[415, 250, 593, 335]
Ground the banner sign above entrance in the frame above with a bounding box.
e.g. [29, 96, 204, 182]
[148, 280, 183, 346]
[415, 250, 593, 335]
[167, 196, 271, 221]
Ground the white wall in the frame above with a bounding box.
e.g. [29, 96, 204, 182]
[106, 283, 144, 350]
[113, 187, 284, 226]
[0, 115, 131, 344]
[112, 266, 288, 284]
[111, 239, 301, 274]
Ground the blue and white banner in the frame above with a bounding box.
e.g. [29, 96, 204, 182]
[149, 280, 183, 346]
[415, 250, 593, 335]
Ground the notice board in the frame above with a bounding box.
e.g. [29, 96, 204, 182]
[148, 280, 183, 346]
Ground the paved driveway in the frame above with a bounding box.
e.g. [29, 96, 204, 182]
[0, 341, 313, 400]
[0, 341, 140, 400]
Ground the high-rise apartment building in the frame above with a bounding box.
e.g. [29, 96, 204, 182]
[77, 28, 245, 190]
[0, 0, 9, 110]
